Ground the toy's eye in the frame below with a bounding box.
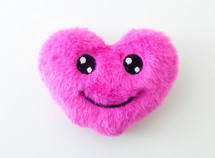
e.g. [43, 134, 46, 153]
[77, 54, 96, 74]
[123, 54, 143, 75]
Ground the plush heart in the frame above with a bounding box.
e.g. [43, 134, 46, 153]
[39, 28, 178, 136]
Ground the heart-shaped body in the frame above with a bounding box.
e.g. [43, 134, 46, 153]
[39, 28, 178, 136]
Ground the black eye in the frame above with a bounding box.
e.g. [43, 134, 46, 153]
[123, 54, 143, 75]
[77, 54, 96, 74]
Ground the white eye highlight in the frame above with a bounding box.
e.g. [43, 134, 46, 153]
[125, 57, 132, 65]
[80, 57, 86, 64]
[87, 67, 92, 73]
[134, 67, 140, 73]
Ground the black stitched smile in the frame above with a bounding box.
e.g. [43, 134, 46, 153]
[81, 91, 134, 108]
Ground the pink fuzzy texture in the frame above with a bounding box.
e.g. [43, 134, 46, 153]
[39, 28, 178, 136]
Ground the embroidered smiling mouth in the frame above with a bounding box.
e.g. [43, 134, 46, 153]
[81, 91, 134, 108]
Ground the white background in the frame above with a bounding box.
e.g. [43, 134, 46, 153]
[0, 0, 215, 158]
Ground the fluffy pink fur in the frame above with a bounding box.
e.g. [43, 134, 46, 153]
[39, 28, 178, 136]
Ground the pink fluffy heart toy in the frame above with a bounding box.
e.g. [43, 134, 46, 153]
[39, 28, 178, 136]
